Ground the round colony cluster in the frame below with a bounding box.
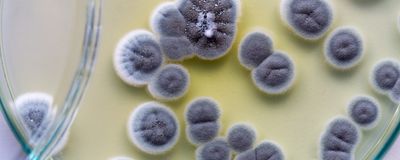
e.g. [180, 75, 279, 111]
[319, 117, 360, 160]
[347, 96, 380, 130]
[370, 58, 400, 103]
[239, 31, 296, 95]
[14, 92, 69, 155]
[280, 0, 334, 40]
[226, 123, 257, 153]
[127, 102, 180, 155]
[185, 97, 221, 145]
[151, 0, 241, 61]
[324, 27, 364, 70]
[235, 141, 285, 160]
[184, 97, 285, 159]
[114, 30, 190, 101]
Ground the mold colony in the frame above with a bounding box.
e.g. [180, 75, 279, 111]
[251, 52, 295, 95]
[127, 102, 180, 154]
[15, 93, 53, 136]
[280, 0, 333, 40]
[320, 117, 360, 160]
[324, 27, 364, 70]
[114, 30, 190, 101]
[185, 97, 221, 145]
[148, 64, 190, 101]
[236, 141, 285, 160]
[238, 32, 274, 70]
[151, 0, 240, 60]
[227, 123, 256, 153]
[114, 30, 164, 87]
[239, 31, 296, 95]
[196, 138, 232, 160]
[108, 0, 399, 159]
[347, 96, 380, 130]
[14, 93, 69, 155]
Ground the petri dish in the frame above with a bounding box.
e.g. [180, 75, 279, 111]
[0, 0, 102, 159]
[1, 0, 400, 160]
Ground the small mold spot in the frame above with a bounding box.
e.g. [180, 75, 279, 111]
[347, 96, 380, 129]
[370, 59, 400, 94]
[148, 64, 190, 101]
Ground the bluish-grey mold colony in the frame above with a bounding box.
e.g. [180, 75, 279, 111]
[370, 59, 400, 103]
[15, 93, 69, 154]
[196, 138, 232, 160]
[320, 117, 360, 160]
[185, 97, 221, 145]
[371, 59, 400, 94]
[324, 27, 364, 70]
[280, 0, 333, 40]
[108, 0, 398, 158]
[347, 96, 380, 129]
[252, 52, 295, 95]
[151, 0, 240, 60]
[239, 32, 274, 70]
[15, 92, 52, 136]
[227, 123, 256, 153]
[235, 141, 285, 160]
[148, 64, 190, 101]
[114, 30, 164, 87]
[127, 102, 180, 154]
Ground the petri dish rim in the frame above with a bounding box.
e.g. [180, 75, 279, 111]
[0, 0, 103, 159]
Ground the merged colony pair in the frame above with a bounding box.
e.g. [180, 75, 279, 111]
[185, 98, 284, 160]
[320, 95, 381, 160]
[114, 0, 240, 100]
[127, 97, 284, 160]
[282, 0, 364, 70]
[195, 123, 284, 160]
[239, 31, 296, 95]
[114, 30, 190, 101]
[126, 98, 220, 155]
